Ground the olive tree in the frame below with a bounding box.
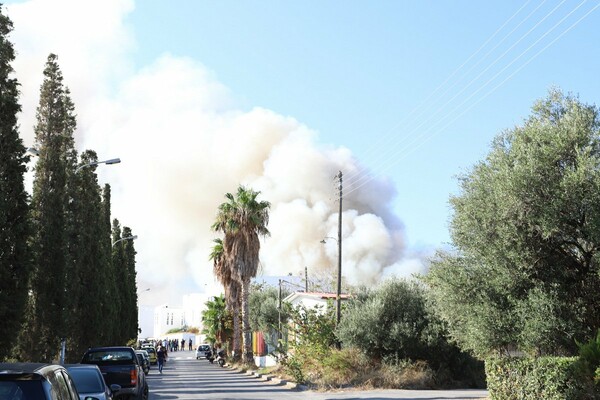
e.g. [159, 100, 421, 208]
[425, 89, 600, 358]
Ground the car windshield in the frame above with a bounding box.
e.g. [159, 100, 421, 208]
[67, 369, 104, 394]
[0, 380, 44, 399]
[198, 345, 210, 351]
[82, 350, 134, 365]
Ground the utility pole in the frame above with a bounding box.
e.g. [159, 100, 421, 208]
[278, 279, 282, 342]
[336, 170, 343, 326]
[305, 266, 308, 292]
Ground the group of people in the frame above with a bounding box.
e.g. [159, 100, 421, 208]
[139, 338, 194, 353]
[163, 338, 193, 352]
[138, 337, 195, 374]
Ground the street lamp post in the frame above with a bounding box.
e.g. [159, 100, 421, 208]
[26, 147, 40, 157]
[112, 235, 138, 247]
[76, 158, 121, 173]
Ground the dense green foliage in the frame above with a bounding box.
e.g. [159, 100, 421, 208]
[19, 54, 77, 362]
[426, 90, 600, 358]
[99, 184, 119, 344]
[111, 222, 139, 344]
[336, 278, 484, 387]
[486, 356, 598, 399]
[201, 294, 232, 346]
[248, 283, 290, 347]
[0, 6, 31, 361]
[338, 279, 442, 362]
[64, 150, 108, 360]
[121, 226, 139, 341]
[1, 50, 137, 362]
[576, 330, 600, 387]
[280, 303, 338, 383]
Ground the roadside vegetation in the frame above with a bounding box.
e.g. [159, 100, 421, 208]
[0, 7, 140, 364]
[248, 279, 484, 390]
[204, 90, 600, 398]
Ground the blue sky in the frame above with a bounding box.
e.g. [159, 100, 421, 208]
[126, 0, 600, 249]
[5, 0, 600, 303]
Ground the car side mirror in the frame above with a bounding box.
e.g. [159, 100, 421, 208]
[110, 384, 122, 393]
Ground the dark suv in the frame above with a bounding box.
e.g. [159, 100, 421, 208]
[0, 363, 84, 399]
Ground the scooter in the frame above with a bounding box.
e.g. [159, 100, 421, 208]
[205, 350, 214, 364]
[216, 349, 226, 367]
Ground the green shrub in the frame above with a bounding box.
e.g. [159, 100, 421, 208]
[337, 278, 485, 387]
[486, 356, 598, 399]
[576, 329, 600, 385]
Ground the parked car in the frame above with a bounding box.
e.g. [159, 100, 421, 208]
[80, 346, 148, 400]
[195, 344, 211, 360]
[65, 364, 120, 400]
[0, 362, 81, 400]
[134, 351, 150, 375]
[141, 347, 157, 365]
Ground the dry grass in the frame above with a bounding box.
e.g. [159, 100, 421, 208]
[280, 348, 438, 390]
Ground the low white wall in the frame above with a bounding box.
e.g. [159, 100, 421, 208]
[253, 354, 278, 368]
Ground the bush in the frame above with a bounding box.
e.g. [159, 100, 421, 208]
[337, 278, 485, 387]
[486, 356, 598, 399]
[576, 329, 600, 385]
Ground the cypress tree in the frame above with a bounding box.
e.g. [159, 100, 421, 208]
[122, 226, 138, 341]
[19, 54, 77, 362]
[111, 219, 126, 344]
[64, 150, 105, 361]
[0, 6, 31, 361]
[100, 184, 117, 345]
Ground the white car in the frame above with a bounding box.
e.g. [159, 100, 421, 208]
[195, 344, 211, 359]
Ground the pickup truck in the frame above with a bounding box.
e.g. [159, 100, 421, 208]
[80, 346, 148, 400]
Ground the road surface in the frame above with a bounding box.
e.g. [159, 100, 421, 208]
[146, 349, 489, 400]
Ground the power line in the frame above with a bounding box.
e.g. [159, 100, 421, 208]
[345, 1, 599, 199]
[347, 0, 576, 191]
[345, 0, 536, 184]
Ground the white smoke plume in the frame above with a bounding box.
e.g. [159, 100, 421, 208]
[6, 0, 418, 305]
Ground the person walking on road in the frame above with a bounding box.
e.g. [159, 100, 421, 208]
[157, 345, 167, 373]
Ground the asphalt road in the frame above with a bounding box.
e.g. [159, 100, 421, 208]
[146, 349, 489, 400]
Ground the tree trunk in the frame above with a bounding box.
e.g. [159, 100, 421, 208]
[241, 278, 253, 364]
[232, 306, 242, 361]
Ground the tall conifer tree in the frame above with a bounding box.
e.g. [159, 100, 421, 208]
[64, 150, 105, 361]
[111, 219, 127, 343]
[0, 6, 31, 361]
[19, 54, 77, 362]
[100, 184, 117, 344]
[111, 221, 138, 344]
[122, 226, 138, 341]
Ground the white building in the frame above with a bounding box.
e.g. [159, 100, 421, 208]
[153, 304, 185, 338]
[283, 291, 351, 311]
[138, 292, 211, 340]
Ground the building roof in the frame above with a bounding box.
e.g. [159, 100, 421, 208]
[283, 291, 351, 303]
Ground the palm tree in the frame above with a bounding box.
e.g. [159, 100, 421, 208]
[209, 238, 242, 359]
[201, 294, 231, 347]
[212, 185, 270, 363]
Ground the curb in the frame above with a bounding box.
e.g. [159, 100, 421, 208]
[233, 367, 305, 390]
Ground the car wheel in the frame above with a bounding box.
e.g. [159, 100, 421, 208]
[140, 383, 149, 400]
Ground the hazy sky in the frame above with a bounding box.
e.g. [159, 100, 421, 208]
[4, 0, 600, 305]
